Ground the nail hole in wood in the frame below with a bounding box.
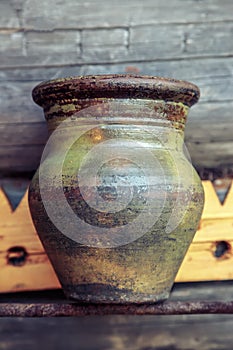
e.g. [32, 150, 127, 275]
[214, 241, 231, 258]
[6, 246, 28, 266]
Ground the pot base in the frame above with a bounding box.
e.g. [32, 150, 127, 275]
[63, 284, 170, 304]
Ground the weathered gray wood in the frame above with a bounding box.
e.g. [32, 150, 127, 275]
[81, 46, 129, 64]
[1, 56, 233, 122]
[82, 29, 128, 47]
[1, 283, 233, 349]
[0, 314, 233, 349]
[21, 0, 233, 30]
[0, 30, 81, 67]
[1, 58, 233, 122]
[187, 141, 233, 168]
[25, 30, 81, 65]
[0, 122, 48, 146]
[86, 21, 233, 63]
[2, 22, 233, 67]
[0, 145, 44, 173]
[0, 1, 233, 173]
[129, 22, 233, 61]
[0, 1, 20, 28]
[81, 28, 129, 62]
[1, 56, 232, 81]
[0, 67, 232, 172]
[0, 31, 23, 57]
[186, 101, 233, 143]
[0, 82, 42, 123]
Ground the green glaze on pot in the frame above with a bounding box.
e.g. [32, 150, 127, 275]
[29, 75, 204, 303]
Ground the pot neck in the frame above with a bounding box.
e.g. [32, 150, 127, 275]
[43, 98, 189, 136]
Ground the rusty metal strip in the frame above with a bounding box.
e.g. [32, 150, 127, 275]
[1, 301, 233, 317]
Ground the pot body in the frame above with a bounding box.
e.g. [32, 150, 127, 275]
[29, 76, 204, 303]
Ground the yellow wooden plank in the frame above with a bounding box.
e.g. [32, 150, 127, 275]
[0, 188, 31, 225]
[1, 239, 233, 293]
[176, 240, 233, 282]
[0, 253, 60, 293]
[0, 189, 44, 252]
[224, 180, 233, 214]
[0, 187, 13, 222]
[0, 180, 233, 293]
[193, 218, 233, 243]
[0, 224, 44, 253]
[202, 180, 233, 219]
[0, 188, 57, 292]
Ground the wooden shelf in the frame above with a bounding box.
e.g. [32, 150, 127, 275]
[1, 282, 233, 317]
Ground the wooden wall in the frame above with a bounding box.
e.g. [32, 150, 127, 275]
[0, 0, 233, 174]
[1, 3, 233, 347]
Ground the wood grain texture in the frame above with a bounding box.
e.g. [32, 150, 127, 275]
[0, 188, 60, 292]
[1, 314, 233, 349]
[187, 141, 233, 168]
[1, 56, 233, 81]
[0, 180, 233, 293]
[21, 0, 233, 29]
[0, 145, 45, 173]
[0, 0, 233, 173]
[0, 76, 233, 171]
[1, 283, 233, 347]
[2, 22, 233, 66]
[0, 1, 20, 28]
[129, 22, 233, 60]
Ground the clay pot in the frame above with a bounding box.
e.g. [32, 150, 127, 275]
[29, 75, 204, 303]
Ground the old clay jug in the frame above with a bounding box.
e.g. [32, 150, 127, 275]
[29, 75, 204, 303]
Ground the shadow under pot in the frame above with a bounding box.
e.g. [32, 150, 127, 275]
[29, 74, 204, 303]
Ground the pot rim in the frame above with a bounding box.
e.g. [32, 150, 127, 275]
[32, 74, 200, 108]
